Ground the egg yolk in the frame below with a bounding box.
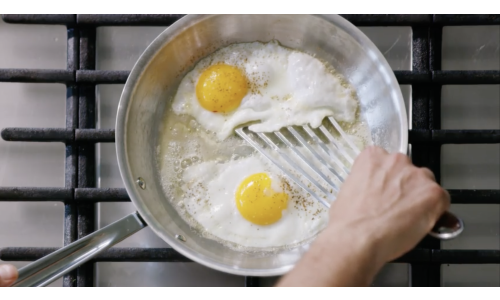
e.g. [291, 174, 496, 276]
[196, 64, 248, 113]
[235, 173, 288, 225]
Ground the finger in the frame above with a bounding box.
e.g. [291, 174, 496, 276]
[439, 187, 451, 212]
[428, 189, 457, 238]
[419, 167, 436, 182]
[428, 184, 452, 225]
[368, 145, 389, 156]
[0, 264, 18, 287]
[354, 145, 388, 168]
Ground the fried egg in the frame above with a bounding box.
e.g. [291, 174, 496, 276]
[171, 41, 358, 141]
[177, 154, 329, 249]
[159, 41, 371, 252]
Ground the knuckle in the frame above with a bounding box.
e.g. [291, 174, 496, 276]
[417, 167, 435, 180]
[388, 152, 410, 166]
[365, 145, 383, 156]
[444, 190, 451, 210]
[427, 184, 449, 205]
[441, 189, 451, 207]
[358, 146, 384, 162]
[428, 184, 442, 196]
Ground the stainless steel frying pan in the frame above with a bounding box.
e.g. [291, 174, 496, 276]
[11, 14, 463, 287]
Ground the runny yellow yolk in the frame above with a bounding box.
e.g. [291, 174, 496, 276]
[195, 63, 248, 113]
[235, 173, 288, 226]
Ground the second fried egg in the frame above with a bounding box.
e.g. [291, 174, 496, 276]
[178, 154, 329, 249]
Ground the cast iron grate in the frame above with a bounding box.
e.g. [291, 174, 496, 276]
[0, 14, 499, 287]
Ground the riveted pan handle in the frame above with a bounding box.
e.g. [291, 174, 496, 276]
[11, 212, 147, 287]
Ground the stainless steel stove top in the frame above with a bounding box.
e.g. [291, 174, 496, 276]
[0, 15, 498, 287]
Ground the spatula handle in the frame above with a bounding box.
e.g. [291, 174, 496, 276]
[429, 211, 464, 240]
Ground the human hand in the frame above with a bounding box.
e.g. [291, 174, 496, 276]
[329, 146, 450, 265]
[0, 264, 18, 287]
[277, 146, 450, 286]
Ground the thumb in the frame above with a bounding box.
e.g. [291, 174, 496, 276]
[0, 264, 18, 287]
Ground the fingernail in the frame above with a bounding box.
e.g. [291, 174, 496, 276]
[0, 264, 17, 280]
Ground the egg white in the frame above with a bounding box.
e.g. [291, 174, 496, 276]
[171, 41, 358, 141]
[177, 154, 329, 249]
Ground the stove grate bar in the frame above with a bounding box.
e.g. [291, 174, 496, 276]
[3, 128, 499, 144]
[1, 14, 499, 287]
[4, 14, 499, 27]
[1, 69, 498, 85]
[1, 187, 498, 204]
[2, 247, 499, 264]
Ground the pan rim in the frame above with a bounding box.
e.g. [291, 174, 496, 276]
[115, 14, 408, 277]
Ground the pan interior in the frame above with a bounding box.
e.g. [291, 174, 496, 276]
[116, 14, 407, 277]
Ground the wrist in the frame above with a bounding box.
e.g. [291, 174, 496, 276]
[317, 223, 386, 285]
[276, 221, 387, 287]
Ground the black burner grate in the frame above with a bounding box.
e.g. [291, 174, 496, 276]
[0, 14, 499, 287]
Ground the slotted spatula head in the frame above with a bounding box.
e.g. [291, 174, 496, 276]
[235, 116, 464, 240]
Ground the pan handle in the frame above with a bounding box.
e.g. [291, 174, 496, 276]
[429, 211, 464, 240]
[11, 212, 147, 287]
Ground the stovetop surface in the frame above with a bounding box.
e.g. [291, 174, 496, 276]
[0, 15, 498, 287]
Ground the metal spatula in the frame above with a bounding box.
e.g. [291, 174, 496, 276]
[235, 116, 464, 240]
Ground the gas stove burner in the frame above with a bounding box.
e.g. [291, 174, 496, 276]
[0, 14, 499, 287]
